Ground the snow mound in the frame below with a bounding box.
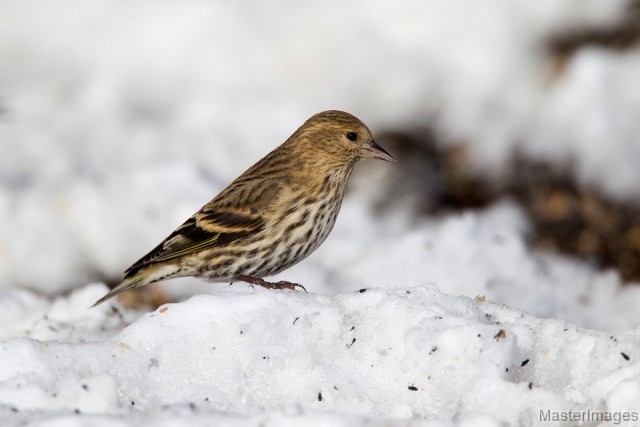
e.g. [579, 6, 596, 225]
[1, 285, 639, 425]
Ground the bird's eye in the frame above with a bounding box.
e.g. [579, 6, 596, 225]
[346, 132, 358, 142]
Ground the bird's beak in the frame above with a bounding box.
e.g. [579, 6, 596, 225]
[361, 140, 396, 162]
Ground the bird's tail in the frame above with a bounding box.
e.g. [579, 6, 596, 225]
[91, 263, 180, 307]
[91, 277, 145, 307]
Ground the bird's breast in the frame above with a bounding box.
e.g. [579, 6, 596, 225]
[253, 188, 344, 276]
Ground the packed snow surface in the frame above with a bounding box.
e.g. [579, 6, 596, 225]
[2, 283, 640, 426]
[2, 0, 640, 425]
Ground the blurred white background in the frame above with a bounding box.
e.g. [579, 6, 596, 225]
[1, 0, 639, 304]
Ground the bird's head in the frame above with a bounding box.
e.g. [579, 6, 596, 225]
[292, 110, 395, 168]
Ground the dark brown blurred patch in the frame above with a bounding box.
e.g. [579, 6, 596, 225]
[547, 0, 640, 77]
[101, 278, 172, 310]
[376, 130, 640, 284]
[510, 158, 640, 282]
[370, 129, 496, 214]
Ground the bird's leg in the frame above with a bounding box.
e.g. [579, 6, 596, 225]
[237, 275, 307, 292]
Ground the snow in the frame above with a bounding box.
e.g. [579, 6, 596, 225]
[2, 0, 640, 425]
[2, 284, 640, 426]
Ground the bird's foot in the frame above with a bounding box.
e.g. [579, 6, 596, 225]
[237, 275, 307, 292]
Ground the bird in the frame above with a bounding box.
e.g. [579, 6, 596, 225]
[93, 110, 394, 306]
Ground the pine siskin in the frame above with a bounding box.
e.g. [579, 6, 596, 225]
[93, 110, 394, 306]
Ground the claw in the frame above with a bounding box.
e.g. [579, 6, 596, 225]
[276, 280, 307, 293]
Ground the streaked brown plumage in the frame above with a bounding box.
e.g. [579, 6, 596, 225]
[93, 110, 394, 306]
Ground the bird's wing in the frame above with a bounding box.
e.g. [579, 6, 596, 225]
[124, 178, 286, 277]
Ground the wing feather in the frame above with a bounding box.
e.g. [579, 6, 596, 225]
[124, 177, 287, 278]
